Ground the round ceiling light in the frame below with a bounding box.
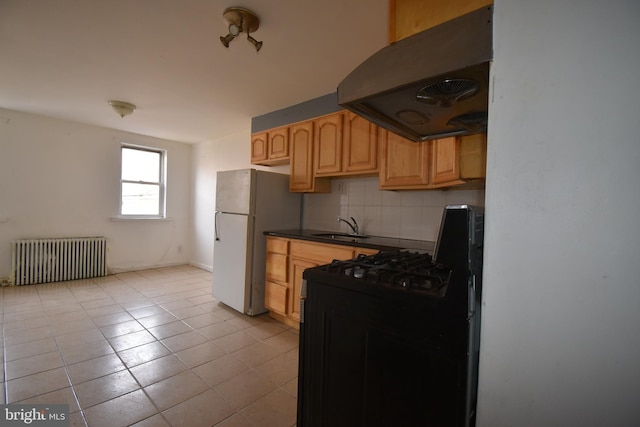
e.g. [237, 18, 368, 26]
[109, 101, 136, 118]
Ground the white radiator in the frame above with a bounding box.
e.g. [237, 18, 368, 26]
[11, 237, 107, 285]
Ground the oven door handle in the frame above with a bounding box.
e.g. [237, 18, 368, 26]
[299, 279, 307, 324]
[468, 275, 476, 317]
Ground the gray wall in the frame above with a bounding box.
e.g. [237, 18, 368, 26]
[478, 0, 640, 425]
[251, 93, 342, 132]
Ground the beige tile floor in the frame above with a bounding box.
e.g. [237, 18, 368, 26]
[0, 265, 299, 427]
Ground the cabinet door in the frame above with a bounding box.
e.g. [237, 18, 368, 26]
[431, 134, 487, 188]
[459, 133, 487, 180]
[379, 129, 431, 189]
[289, 121, 315, 192]
[251, 132, 268, 164]
[265, 281, 288, 315]
[314, 112, 344, 176]
[390, 0, 493, 43]
[290, 258, 319, 322]
[266, 252, 288, 283]
[343, 112, 378, 174]
[431, 137, 461, 185]
[268, 126, 289, 161]
[290, 241, 355, 265]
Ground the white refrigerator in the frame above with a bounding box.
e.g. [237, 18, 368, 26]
[212, 169, 301, 316]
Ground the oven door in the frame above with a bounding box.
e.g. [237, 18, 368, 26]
[297, 277, 473, 427]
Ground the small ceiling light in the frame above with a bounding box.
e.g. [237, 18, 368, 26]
[219, 7, 263, 52]
[109, 101, 136, 118]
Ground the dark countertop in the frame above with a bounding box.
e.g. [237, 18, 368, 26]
[264, 229, 435, 254]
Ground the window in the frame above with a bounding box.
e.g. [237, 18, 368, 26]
[120, 144, 166, 217]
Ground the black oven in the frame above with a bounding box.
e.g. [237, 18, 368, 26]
[297, 205, 484, 427]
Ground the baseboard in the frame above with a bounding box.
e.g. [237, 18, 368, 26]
[107, 261, 186, 275]
[189, 260, 213, 272]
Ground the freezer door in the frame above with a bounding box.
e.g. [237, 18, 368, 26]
[212, 212, 252, 313]
[216, 169, 254, 215]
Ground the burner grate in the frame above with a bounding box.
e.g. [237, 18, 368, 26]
[323, 251, 451, 297]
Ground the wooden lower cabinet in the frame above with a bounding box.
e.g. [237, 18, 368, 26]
[265, 236, 379, 328]
[265, 281, 288, 316]
[289, 258, 318, 322]
[264, 237, 290, 318]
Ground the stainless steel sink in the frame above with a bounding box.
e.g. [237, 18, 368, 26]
[311, 232, 369, 239]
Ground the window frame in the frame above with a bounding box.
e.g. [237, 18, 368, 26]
[119, 143, 167, 219]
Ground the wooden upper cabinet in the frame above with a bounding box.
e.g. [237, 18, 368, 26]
[431, 137, 461, 185]
[268, 127, 289, 161]
[379, 128, 431, 189]
[380, 127, 487, 190]
[389, 0, 493, 43]
[289, 120, 331, 193]
[251, 132, 268, 164]
[251, 126, 289, 166]
[314, 111, 378, 177]
[314, 112, 344, 176]
[289, 121, 314, 192]
[343, 112, 378, 174]
[432, 133, 487, 188]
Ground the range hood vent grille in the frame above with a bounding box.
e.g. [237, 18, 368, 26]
[338, 6, 493, 142]
[417, 78, 480, 108]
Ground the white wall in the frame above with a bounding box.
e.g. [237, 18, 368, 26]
[478, 1, 640, 425]
[0, 109, 192, 279]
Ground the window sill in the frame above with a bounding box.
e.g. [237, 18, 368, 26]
[110, 216, 174, 222]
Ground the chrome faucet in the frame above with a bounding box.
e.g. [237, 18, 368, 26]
[337, 216, 359, 236]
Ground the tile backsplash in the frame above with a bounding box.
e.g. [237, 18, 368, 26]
[302, 177, 485, 242]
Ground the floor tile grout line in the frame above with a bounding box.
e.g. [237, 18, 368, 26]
[56, 272, 194, 426]
[1, 267, 299, 427]
[73, 271, 228, 426]
[42, 280, 90, 427]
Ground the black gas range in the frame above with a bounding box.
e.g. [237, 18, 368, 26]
[297, 205, 484, 427]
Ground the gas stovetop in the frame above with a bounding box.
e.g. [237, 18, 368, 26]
[319, 251, 453, 297]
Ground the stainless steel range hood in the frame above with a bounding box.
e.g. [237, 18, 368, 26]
[337, 6, 493, 142]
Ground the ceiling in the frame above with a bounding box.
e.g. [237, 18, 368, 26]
[0, 0, 388, 143]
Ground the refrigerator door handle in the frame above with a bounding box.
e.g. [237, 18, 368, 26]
[214, 211, 220, 241]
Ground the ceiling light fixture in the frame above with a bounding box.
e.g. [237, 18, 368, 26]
[109, 101, 136, 118]
[220, 7, 263, 52]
